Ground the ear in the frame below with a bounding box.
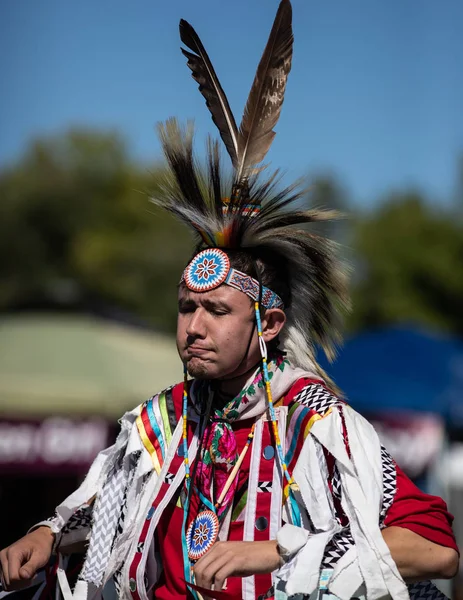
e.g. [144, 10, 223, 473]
[261, 308, 286, 343]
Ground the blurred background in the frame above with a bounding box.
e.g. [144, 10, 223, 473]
[1, 0, 462, 595]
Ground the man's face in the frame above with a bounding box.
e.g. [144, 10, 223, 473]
[176, 284, 259, 380]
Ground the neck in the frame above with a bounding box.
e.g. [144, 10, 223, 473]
[215, 362, 259, 400]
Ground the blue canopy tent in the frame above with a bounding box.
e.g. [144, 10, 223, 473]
[319, 326, 463, 586]
[319, 326, 463, 428]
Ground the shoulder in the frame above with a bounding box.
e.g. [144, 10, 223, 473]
[285, 377, 346, 418]
[129, 381, 185, 418]
[126, 382, 185, 466]
[283, 379, 347, 459]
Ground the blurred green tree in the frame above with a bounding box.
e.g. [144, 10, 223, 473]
[2, 131, 462, 337]
[350, 191, 463, 334]
[305, 174, 353, 245]
[0, 130, 192, 332]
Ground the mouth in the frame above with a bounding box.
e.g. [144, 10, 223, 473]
[186, 345, 212, 356]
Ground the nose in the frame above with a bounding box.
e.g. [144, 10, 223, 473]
[185, 308, 206, 339]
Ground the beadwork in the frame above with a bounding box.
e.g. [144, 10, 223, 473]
[254, 302, 295, 489]
[186, 510, 219, 560]
[182, 248, 284, 309]
[184, 248, 230, 292]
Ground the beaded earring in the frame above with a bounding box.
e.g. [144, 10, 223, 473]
[254, 301, 301, 526]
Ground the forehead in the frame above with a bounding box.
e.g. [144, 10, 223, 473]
[178, 283, 251, 308]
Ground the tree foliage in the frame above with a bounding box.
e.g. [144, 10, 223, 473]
[0, 130, 192, 332]
[1, 129, 462, 337]
[350, 191, 463, 335]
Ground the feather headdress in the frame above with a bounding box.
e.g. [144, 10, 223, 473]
[151, 0, 349, 375]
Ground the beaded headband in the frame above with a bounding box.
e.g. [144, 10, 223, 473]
[181, 248, 284, 310]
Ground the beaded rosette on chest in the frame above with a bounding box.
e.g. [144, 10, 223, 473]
[186, 510, 219, 560]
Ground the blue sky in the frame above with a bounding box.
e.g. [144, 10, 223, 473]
[1, 0, 462, 206]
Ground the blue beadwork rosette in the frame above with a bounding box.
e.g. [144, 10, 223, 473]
[186, 510, 219, 560]
[184, 248, 230, 292]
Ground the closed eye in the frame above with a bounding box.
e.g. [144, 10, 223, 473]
[203, 300, 231, 315]
[178, 302, 196, 314]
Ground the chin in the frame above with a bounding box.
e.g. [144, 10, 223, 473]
[186, 357, 212, 379]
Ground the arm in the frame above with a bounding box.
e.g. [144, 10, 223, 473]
[0, 403, 146, 593]
[0, 438, 115, 590]
[382, 526, 459, 582]
[193, 540, 280, 596]
[191, 526, 458, 594]
[0, 506, 94, 592]
[0, 527, 55, 590]
[382, 463, 459, 581]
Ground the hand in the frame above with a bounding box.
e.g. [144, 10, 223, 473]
[193, 540, 281, 596]
[0, 527, 55, 590]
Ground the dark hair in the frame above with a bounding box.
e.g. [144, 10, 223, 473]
[225, 247, 291, 308]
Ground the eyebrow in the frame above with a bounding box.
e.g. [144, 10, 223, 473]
[202, 299, 231, 311]
[178, 297, 231, 311]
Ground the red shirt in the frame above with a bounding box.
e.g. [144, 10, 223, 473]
[384, 464, 457, 550]
[154, 416, 273, 600]
[152, 381, 457, 599]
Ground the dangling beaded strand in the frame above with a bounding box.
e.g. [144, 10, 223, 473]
[181, 365, 199, 598]
[182, 364, 190, 481]
[254, 302, 296, 489]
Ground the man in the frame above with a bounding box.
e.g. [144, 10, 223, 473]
[0, 1, 459, 599]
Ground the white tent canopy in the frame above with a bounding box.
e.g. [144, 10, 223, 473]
[0, 314, 181, 418]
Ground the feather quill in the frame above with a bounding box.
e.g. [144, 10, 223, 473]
[236, 0, 293, 182]
[180, 19, 240, 168]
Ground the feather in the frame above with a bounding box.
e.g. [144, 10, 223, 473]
[206, 136, 223, 219]
[152, 0, 350, 378]
[236, 0, 293, 182]
[152, 120, 350, 369]
[180, 19, 240, 168]
[156, 119, 205, 213]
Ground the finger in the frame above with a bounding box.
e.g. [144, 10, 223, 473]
[6, 547, 30, 585]
[213, 558, 238, 593]
[18, 551, 47, 581]
[194, 542, 222, 571]
[195, 552, 230, 590]
[193, 552, 219, 587]
[0, 550, 10, 587]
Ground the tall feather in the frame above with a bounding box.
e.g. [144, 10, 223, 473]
[152, 120, 350, 369]
[152, 0, 350, 375]
[236, 0, 293, 182]
[180, 19, 240, 168]
[156, 119, 205, 213]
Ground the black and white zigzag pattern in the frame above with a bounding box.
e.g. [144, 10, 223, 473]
[257, 579, 448, 600]
[115, 486, 129, 542]
[408, 580, 450, 600]
[379, 446, 396, 527]
[320, 444, 397, 568]
[112, 452, 146, 595]
[321, 529, 355, 569]
[115, 451, 141, 541]
[332, 463, 342, 503]
[81, 459, 127, 585]
[62, 504, 93, 535]
[293, 383, 343, 415]
[257, 481, 272, 492]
